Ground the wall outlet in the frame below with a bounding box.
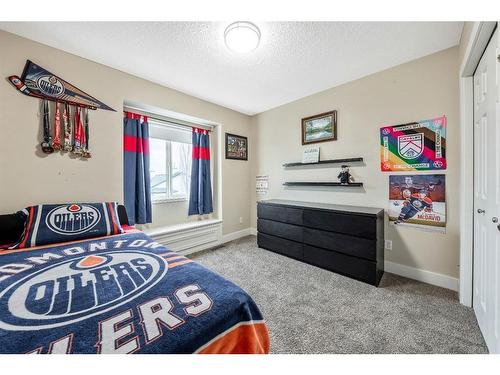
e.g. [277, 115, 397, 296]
[239, 217, 243, 224]
[385, 240, 393, 251]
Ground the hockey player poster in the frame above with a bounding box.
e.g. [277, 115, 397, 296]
[389, 174, 446, 233]
[380, 115, 446, 171]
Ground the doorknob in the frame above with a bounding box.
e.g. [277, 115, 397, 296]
[477, 209, 486, 214]
[493, 217, 499, 223]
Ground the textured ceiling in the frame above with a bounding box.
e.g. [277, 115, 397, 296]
[0, 22, 463, 115]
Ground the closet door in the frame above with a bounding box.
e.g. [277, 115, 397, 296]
[473, 28, 499, 353]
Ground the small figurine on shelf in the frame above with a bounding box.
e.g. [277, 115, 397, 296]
[337, 165, 354, 185]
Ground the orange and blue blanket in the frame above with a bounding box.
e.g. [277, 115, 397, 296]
[0, 231, 269, 354]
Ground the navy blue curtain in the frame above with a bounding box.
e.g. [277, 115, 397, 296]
[123, 112, 152, 225]
[189, 128, 213, 215]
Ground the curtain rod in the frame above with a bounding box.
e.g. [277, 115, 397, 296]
[123, 105, 214, 131]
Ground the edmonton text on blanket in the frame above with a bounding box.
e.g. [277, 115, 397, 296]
[0, 238, 214, 353]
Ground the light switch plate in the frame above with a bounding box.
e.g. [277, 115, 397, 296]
[385, 240, 393, 251]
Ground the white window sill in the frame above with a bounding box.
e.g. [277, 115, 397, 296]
[153, 198, 188, 204]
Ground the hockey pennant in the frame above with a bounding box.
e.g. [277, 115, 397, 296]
[8, 60, 115, 111]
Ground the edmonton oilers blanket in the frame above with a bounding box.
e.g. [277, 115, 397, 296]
[0, 231, 269, 354]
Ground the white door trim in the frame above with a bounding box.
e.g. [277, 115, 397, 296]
[459, 21, 497, 307]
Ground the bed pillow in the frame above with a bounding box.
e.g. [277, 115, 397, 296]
[13, 202, 123, 249]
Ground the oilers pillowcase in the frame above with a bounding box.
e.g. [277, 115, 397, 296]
[14, 203, 123, 248]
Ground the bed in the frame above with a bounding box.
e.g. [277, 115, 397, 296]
[0, 207, 269, 354]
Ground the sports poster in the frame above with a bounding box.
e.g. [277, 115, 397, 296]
[380, 116, 446, 171]
[388, 174, 446, 233]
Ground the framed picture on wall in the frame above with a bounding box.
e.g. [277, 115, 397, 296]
[302, 110, 337, 145]
[225, 133, 248, 160]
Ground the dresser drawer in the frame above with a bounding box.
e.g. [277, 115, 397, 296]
[303, 227, 376, 261]
[303, 245, 378, 285]
[257, 204, 302, 226]
[303, 209, 376, 239]
[257, 219, 303, 242]
[257, 233, 303, 260]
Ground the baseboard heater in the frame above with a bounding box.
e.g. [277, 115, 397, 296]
[145, 219, 223, 255]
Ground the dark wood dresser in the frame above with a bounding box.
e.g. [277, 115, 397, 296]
[257, 199, 385, 286]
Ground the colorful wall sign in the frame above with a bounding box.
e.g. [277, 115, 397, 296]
[380, 116, 446, 171]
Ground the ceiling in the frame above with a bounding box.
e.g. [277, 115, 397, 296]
[0, 22, 463, 115]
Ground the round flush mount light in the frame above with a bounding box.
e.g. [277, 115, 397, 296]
[224, 21, 261, 53]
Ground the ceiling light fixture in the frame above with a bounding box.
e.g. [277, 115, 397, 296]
[224, 21, 261, 53]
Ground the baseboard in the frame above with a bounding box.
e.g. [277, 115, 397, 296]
[250, 227, 257, 236]
[385, 260, 458, 291]
[222, 228, 252, 243]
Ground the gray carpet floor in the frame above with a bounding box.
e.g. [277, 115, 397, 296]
[191, 236, 488, 354]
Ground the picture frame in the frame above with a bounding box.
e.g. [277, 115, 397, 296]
[301, 110, 337, 145]
[225, 133, 248, 160]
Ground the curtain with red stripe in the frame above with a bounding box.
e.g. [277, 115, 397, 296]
[189, 128, 213, 215]
[123, 112, 152, 224]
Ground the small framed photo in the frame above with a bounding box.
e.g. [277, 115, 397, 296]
[302, 110, 337, 145]
[225, 133, 248, 160]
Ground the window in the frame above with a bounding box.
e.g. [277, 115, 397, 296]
[149, 124, 192, 202]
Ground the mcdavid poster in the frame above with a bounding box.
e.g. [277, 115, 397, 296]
[380, 116, 446, 171]
[388, 174, 446, 233]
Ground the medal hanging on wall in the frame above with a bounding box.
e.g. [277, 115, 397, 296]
[77, 107, 85, 156]
[52, 103, 62, 151]
[82, 108, 91, 158]
[63, 103, 73, 152]
[73, 107, 83, 155]
[79, 108, 86, 156]
[40, 99, 54, 154]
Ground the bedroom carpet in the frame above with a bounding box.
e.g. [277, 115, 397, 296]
[190, 236, 488, 354]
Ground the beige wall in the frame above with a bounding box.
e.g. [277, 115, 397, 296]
[251, 47, 460, 278]
[0, 29, 463, 278]
[0, 30, 252, 235]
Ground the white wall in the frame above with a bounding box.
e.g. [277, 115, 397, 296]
[0, 30, 252, 236]
[251, 47, 461, 278]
